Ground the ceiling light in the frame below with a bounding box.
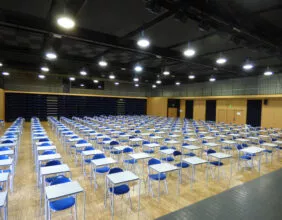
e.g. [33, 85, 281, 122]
[183, 48, 196, 57]
[188, 75, 195, 79]
[2, 72, 9, 76]
[137, 38, 150, 48]
[69, 77, 75, 81]
[99, 60, 108, 67]
[93, 79, 99, 83]
[163, 70, 170, 76]
[216, 57, 227, 64]
[152, 84, 157, 88]
[156, 80, 162, 84]
[209, 77, 216, 82]
[38, 74, 45, 79]
[80, 70, 87, 76]
[41, 66, 49, 72]
[80, 84, 84, 87]
[45, 52, 57, 60]
[175, 81, 180, 86]
[134, 65, 143, 72]
[109, 74, 115, 79]
[133, 77, 139, 82]
[0, 62, 3, 67]
[115, 82, 119, 85]
[243, 63, 254, 70]
[57, 16, 75, 29]
[264, 70, 273, 76]
[135, 84, 139, 87]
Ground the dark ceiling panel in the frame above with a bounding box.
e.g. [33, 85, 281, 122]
[76, 0, 157, 37]
[234, 0, 281, 12]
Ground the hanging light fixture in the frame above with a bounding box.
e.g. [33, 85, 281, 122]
[115, 82, 119, 85]
[134, 64, 143, 72]
[133, 77, 139, 82]
[163, 70, 170, 76]
[80, 70, 87, 76]
[135, 84, 139, 87]
[216, 54, 227, 64]
[45, 51, 57, 60]
[2, 72, 9, 76]
[156, 80, 162, 84]
[93, 79, 99, 83]
[0, 62, 3, 67]
[188, 74, 195, 79]
[69, 77, 75, 81]
[38, 74, 45, 79]
[243, 60, 254, 70]
[264, 67, 273, 76]
[152, 84, 157, 88]
[57, 16, 75, 29]
[99, 58, 108, 67]
[109, 73, 115, 79]
[175, 81, 181, 86]
[183, 43, 196, 57]
[209, 76, 216, 82]
[41, 66, 49, 72]
[137, 31, 150, 48]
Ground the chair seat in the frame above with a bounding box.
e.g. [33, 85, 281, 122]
[223, 146, 233, 150]
[160, 156, 174, 162]
[84, 159, 91, 164]
[124, 159, 137, 164]
[264, 149, 272, 153]
[131, 144, 140, 148]
[103, 146, 113, 150]
[240, 155, 252, 160]
[76, 149, 83, 153]
[276, 146, 282, 150]
[209, 161, 224, 166]
[246, 153, 256, 157]
[149, 173, 166, 181]
[0, 169, 11, 173]
[49, 197, 75, 211]
[95, 166, 110, 173]
[175, 162, 189, 168]
[109, 184, 130, 195]
[45, 176, 57, 183]
[184, 152, 196, 157]
[143, 149, 154, 154]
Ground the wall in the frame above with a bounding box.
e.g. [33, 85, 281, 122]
[193, 100, 206, 120]
[180, 100, 186, 118]
[147, 97, 168, 117]
[216, 99, 247, 125]
[3, 72, 149, 97]
[0, 89, 4, 120]
[261, 98, 282, 128]
[151, 74, 282, 97]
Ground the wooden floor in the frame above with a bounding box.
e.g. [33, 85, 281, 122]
[6, 122, 282, 220]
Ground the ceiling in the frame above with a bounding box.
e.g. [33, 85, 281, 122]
[0, 0, 282, 86]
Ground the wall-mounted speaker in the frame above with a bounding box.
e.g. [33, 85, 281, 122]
[264, 99, 268, 105]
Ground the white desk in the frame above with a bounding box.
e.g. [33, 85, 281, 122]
[222, 140, 236, 145]
[105, 171, 140, 217]
[165, 140, 180, 145]
[149, 163, 180, 200]
[81, 149, 103, 174]
[240, 146, 264, 173]
[45, 181, 85, 220]
[0, 173, 9, 192]
[129, 153, 152, 177]
[0, 191, 8, 220]
[91, 157, 117, 190]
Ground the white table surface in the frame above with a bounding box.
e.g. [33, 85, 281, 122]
[37, 146, 56, 151]
[182, 145, 201, 150]
[45, 181, 83, 200]
[240, 146, 265, 154]
[0, 173, 9, 182]
[183, 157, 208, 165]
[107, 171, 139, 185]
[150, 163, 179, 173]
[129, 152, 151, 160]
[160, 149, 175, 155]
[38, 154, 61, 161]
[91, 157, 117, 166]
[0, 150, 14, 156]
[236, 138, 250, 142]
[0, 191, 7, 206]
[113, 145, 130, 151]
[41, 164, 70, 175]
[144, 143, 160, 148]
[75, 143, 92, 148]
[261, 143, 277, 147]
[204, 143, 218, 147]
[165, 140, 180, 144]
[273, 141, 282, 144]
[209, 152, 232, 159]
[222, 140, 236, 144]
[36, 141, 53, 146]
[130, 138, 143, 142]
[0, 159, 13, 166]
[184, 138, 198, 142]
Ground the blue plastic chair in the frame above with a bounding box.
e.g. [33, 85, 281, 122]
[92, 154, 110, 189]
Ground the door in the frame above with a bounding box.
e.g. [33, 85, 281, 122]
[168, 108, 178, 117]
[185, 100, 194, 119]
[247, 100, 262, 127]
[205, 100, 216, 121]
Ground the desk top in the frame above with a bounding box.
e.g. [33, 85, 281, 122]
[107, 171, 139, 185]
[45, 181, 83, 200]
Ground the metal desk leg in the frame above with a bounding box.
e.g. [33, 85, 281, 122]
[158, 172, 160, 201]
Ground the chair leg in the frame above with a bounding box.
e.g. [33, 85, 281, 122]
[128, 193, 132, 209]
[164, 180, 168, 194]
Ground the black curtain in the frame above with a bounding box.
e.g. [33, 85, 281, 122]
[247, 100, 262, 127]
[185, 100, 194, 119]
[168, 99, 180, 117]
[205, 100, 216, 121]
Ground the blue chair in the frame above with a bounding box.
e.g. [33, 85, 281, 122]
[236, 144, 253, 170]
[0, 147, 10, 151]
[148, 158, 168, 197]
[92, 154, 110, 189]
[173, 151, 189, 168]
[48, 176, 76, 219]
[44, 160, 63, 184]
[182, 143, 196, 157]
[142, 141, 154, 154]
[106, 167, 132, 209]
[123, 147, 137, 170]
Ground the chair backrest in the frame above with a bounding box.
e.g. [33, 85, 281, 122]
[202, 140, 207, 144]
[77, 139, 87, 144]
[42, 150, 56, 155]
[259, 139, 265, 144]
[39, 142, 51, 146]
[1, 140, 13, 144]
[38, 138, 50, 142]
[0, 155, 9, 160]
[45, 160, 62, 166]
[84, 146, 94, 151]
[109, 167, 123, 174]
[0, 147, 10, 151]
[92, 153, 106, 160]
[242, 143, 248, 148]
[148, 158, 161, 166]
[149, 133, 155, 137]
[110, 141, 119, 146]
[173, 150, 182, 157]
[182, 143, 189, 146]
[236, 144, 243, 150]
[206, 149, 216, 154]
[160, 146, 168, 150]
[103, 138, 111, 141]
[71, 135, 79, 139]
[135, 130, 141, 133]
[164, 138, 170, 141]
[142, 141, 150, 145]
[123, 147, 133, 153]
[50, 175, 71, 185]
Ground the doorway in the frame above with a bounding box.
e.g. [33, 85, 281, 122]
[247, 100, 262, 127]
[206, 100, 216, 121]
[185, 100, 194, 119]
